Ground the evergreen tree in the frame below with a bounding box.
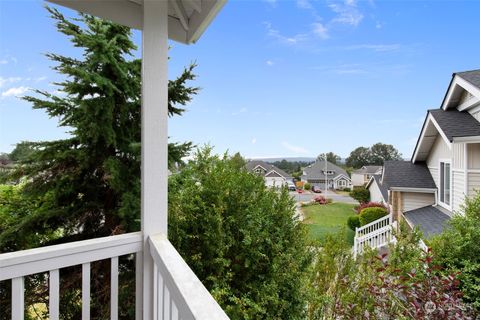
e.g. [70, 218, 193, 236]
[1, 7, 198, 319]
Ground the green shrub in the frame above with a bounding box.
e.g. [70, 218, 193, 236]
[349, 188, 370, 203]
[169, 147, 312, 319]
[431, 190, 480, 311]
[359, 207, 388, 226]
[342, 187, 351, 192]
[304, 182, 311, 190]
[347, 216, 360, 231]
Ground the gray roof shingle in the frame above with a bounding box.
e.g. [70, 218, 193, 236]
[429, 109, 480, 141]
[456, 69, 480, 89]
[404, 206, 451, 238]
[301, 160, 349, 180]
[245, 160, 291, 178]
[353, 165, 382, 175]
[383, 161, 436, 189]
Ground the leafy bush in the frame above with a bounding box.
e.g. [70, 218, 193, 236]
[349, 187, 370, 203]
[342, 187, 351, 192]
[347, 216, 360, 231]
[307, 229, 475, 319]
[355, 201, 387, 214]
[431, 190, 480, 311]
[169, 147, 312, 319]
[313, 195, 327, 205]
[359, 207, 388, 226]
[304, 182, 311, 190]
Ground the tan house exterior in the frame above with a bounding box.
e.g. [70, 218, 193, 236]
[367, 70, 480, 238]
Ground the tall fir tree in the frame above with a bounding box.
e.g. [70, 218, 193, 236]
[0, 7, 198, 319]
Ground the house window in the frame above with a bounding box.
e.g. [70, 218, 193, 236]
[439, 161, 451, 206]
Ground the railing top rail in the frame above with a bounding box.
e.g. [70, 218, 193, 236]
[356, 213, 392, 233]
[355, 224, 393, 242]
[149, 234, 230, 320]
[0, 232, 143, 281]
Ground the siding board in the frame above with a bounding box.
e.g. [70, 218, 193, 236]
[402, 192, 435, 212]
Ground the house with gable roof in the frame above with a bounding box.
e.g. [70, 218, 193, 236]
[351, 165, 383, 187]
[301, 160, 352, 190]
[366, 69, 480, 239]
[245, 160, 293, 188]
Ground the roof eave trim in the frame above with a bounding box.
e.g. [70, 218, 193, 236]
[442, 74, 480, 111]
[389, 187, 436, 193]
[412, 112, 452, 163]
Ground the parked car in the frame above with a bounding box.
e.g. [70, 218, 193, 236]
[288, 185, 296, 191]
[297, 189, 304, 194]
[312, 186, 322, 193]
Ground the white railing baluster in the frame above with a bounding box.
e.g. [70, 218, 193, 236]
[111, 257, 119, 320]
[12, 277, 24, 320]
[172, 300, 179, 320]
[82, 263, 90, 320]
[49, 269, 60, 320]
[164, 285, 170, 320]
[135, 252, 143, 320]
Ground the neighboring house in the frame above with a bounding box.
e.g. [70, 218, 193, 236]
[367, 69, 480, 239]
[301, 160, 352, 190]
[351, 165, 382, 187]
[246, 160, 293, 188]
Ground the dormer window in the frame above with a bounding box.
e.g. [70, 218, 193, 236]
[322, 170, 335, 175]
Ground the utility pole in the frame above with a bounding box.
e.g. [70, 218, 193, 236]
[324, 153, 328, 195]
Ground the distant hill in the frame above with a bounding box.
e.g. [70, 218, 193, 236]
[248, 157, 316, 163]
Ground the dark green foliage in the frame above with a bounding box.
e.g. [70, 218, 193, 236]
[345, 146, 371, 168]
[304, 182, 311, 190]
[168, 147, 312, 319]
[358, 207, 387, 226]
[347, 215, 360, 231]
[270, 159, 313, 175]
[1, 7, 198, 319]
[349, 187, 370, 204]
[346, 143, 402, 168]
[431, 191, 480, 310]
[317, 152, 341, 164]
[8, 141, 36, 162]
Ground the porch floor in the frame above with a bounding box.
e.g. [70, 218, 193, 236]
[404, 206, 451, 238]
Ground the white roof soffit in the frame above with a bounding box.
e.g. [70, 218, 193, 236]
[442, 75, 480, 111]
[412, 113, 451, 163]
[47, 0, 226, 44]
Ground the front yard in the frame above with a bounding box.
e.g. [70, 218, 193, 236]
[301, 202, 356, 244]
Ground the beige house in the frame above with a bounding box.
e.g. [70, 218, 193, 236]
[351, 165, 382, 187]
[367, 69, 480, 238]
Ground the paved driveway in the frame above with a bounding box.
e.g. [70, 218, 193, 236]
[289, 190, 358, 204]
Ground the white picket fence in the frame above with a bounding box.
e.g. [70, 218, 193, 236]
[0, 232, 229, 320]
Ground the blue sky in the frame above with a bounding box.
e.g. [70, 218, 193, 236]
[1, 1, 479, 159]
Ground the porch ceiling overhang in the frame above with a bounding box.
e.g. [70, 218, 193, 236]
[47, 0, 226, 44]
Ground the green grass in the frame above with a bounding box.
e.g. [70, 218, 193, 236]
[301, 202, 356, 244]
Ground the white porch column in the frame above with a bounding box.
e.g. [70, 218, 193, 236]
[141, 0, 169, 319]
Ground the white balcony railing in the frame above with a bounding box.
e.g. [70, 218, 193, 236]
[355, 213, 393, 237]
[354, 222, 397, 256]
[0, 232, 229, 320]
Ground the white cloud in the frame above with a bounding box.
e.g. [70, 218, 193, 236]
[232, 107, 247, 116]
[0, 59, 7, 65]
[1, 86, 29, 98]
[375, 21, 382, 29]
[282, 141, 309, 155]
[266, 60, 275, 66]
[296, 0, 313, 9]
[264, 22, 308, 46]
[263, 0, 277, 6]
[311, 22, 329, 39]
[35, 76, 47, 82]
[0, 77, 22, 88]
[345, 44, 400, 52]
[0, 56, 17, 65]
[252, 138, 257, 144]
[329, 1, 364, 27]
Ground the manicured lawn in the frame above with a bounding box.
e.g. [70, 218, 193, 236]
[301, 202, 356, 244]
